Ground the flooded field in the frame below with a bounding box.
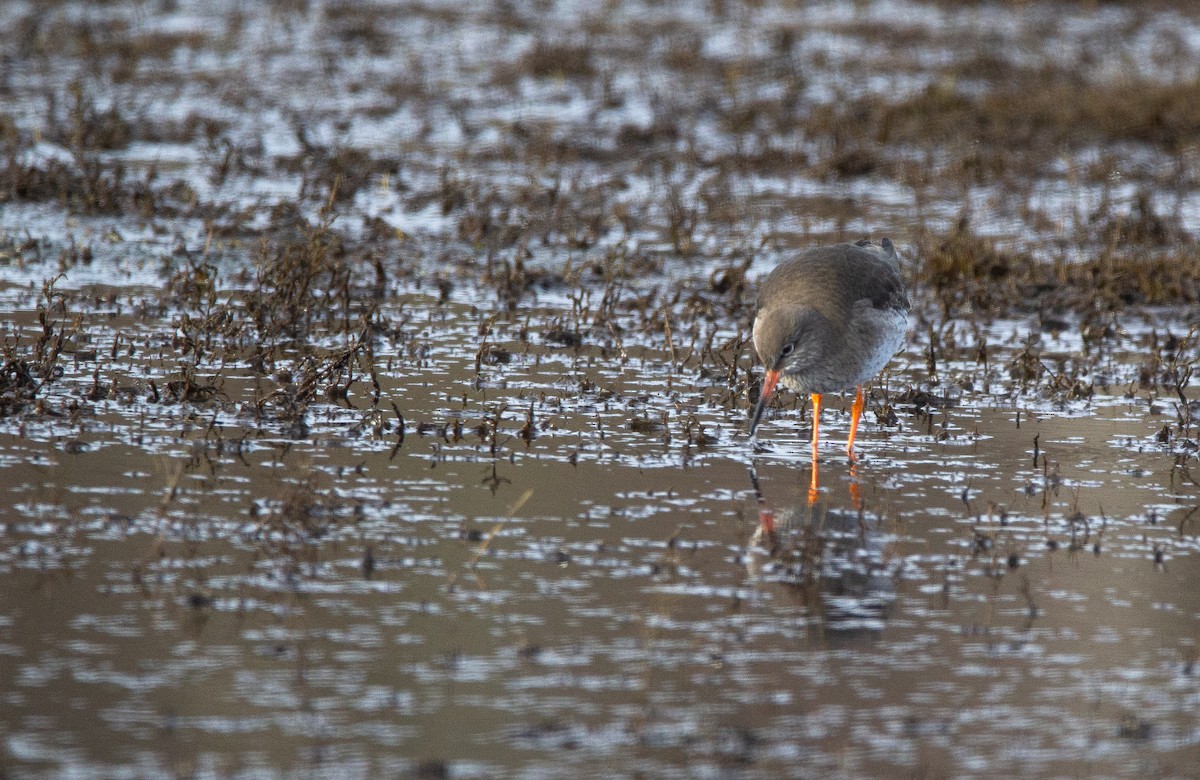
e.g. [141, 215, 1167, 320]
[1, 0, 1199, 777]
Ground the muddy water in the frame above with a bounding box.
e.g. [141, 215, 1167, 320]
[2, 0, 1200, 777]
[1, 292, 1196, 778]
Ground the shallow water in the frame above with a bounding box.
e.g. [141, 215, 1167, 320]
[1, 290, 1196, 777]
[2, 0, 1199, 777]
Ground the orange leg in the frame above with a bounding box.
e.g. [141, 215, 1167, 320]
[808, 393, 822, 503]
[846, 385, 865, 457]
[810, 393, 823, 459]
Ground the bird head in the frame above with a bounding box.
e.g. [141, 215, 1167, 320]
[748, 306, 836, 436]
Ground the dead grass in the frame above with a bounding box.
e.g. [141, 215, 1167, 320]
[518, 40, 595, 80]
[915, 219, 1200, 319]
[0, 278, 77, 418]
[1, 0, 1199, 439]
[815, 75, 1200, 152]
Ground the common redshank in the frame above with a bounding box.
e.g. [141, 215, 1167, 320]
[748, 238, 910, 465]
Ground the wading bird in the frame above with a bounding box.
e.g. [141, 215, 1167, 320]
[749, 238, 910, 497]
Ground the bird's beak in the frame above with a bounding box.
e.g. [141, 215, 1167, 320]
[748, 368, 781, 437]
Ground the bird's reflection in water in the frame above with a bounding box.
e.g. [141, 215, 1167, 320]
[746, 462, 895, 635]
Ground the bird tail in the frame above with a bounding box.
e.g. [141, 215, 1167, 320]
[856, 236, 900, 267]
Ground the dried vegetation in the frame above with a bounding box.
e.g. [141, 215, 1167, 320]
[0, 0, 1198, 460]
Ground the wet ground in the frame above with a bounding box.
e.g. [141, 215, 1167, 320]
[1, 0, 1199, 777]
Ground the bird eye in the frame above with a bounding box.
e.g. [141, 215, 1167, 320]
[781, 344, 794, 357]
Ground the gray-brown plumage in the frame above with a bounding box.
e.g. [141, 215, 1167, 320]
[749, 238, 910, 454]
